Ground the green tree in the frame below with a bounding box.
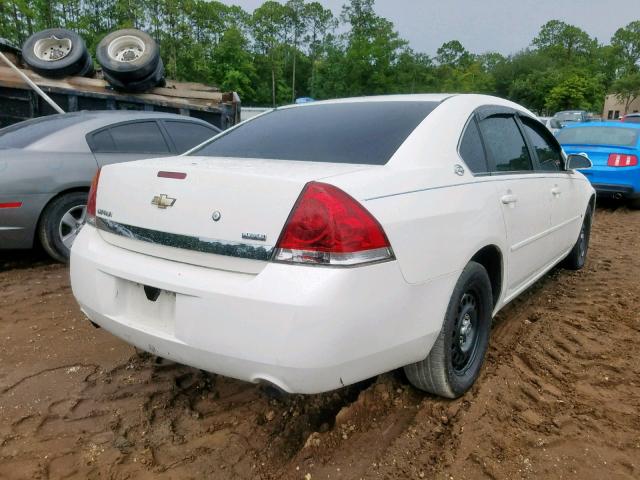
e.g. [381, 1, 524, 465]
[532, 20, 596, 63]
[251, 1, 288, 106]
[611, 73, 640, 114]
[545, 74, 604, 112]
[611, 21, 640, 74]
[436, 40, 471, 67]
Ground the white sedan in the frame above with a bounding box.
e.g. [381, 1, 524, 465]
[70, 94, 595, 398]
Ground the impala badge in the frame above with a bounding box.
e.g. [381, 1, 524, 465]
[151, 194, 176, 209]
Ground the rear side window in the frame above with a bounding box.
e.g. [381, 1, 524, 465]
[521, 118, 563, 171]
[107, 121, 170, 154]
[480, 116, 533, 172]
[458, 117, 488, 173]
[556, 126, 639, 147]
[164, 121, 218, 153]
[192, 101, 439, 165]
[89, 129, 116, 152]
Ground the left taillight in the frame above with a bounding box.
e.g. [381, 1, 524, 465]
[607, 153, 638, 167]
[86, 168, 101, 226]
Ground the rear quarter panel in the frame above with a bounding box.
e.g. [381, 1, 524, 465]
[0, 150, 97, 248]
[362, 177, 507, 286]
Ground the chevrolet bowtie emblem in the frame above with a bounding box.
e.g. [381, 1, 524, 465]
[151, 194, 176, 209]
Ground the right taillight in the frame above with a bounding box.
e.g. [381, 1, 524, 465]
[86, 168, 101, 225]
[607, 153, 638, 167]
[273, 182, 394, 266]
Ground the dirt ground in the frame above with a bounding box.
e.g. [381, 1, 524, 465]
[0, 205, 638, 480]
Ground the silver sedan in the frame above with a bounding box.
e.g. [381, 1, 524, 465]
[0, 111, 219, 261]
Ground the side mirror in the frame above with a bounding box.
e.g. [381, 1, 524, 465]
[549, 119, 562, 129]
[566, 153, 592, 170]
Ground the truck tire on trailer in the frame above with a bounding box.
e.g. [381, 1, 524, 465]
[22, 28, 92, 78]
[102, 57, 165, 93]
[97, 29, 161, 83]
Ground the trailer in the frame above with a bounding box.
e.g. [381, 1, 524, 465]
[0, 46, 240, 130]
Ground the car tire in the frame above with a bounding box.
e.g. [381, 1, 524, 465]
[404, 261, 493, 398]
[22, 28, 92, 78]
[562, 205, 592, 270]
[38, 192, 88, 263]
[96, 29, 160, 83]
[102, 57, 165, 93]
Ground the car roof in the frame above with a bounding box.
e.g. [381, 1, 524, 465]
[1, 111, 215, 152]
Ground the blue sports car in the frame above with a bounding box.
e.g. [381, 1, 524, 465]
[557, 122, 640, 209]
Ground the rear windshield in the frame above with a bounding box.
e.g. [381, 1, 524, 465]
[557, 126, 639, 147]
[555, 112, 583, 122]
[192, 101, 439, 165]
[0, 114, 87, 149]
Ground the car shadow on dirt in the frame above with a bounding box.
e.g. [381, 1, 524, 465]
[0, 248, 55, 272]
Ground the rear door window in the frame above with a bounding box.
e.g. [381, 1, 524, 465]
[192, 101, 439, 165]
[107, 121, 170, 154]
[520, 118, 564, 171]
[458, 116, 489, 173]
[480, 116, 533, 173]
[164, 121, 218, 153]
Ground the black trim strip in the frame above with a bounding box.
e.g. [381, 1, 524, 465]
[96, 217, 273, 261]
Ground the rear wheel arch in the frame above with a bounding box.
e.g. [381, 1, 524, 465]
[469, 244, 503, 308]
[35, 187, 90, 244]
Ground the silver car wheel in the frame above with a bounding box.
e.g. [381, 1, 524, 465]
[59, 204, 86, 249]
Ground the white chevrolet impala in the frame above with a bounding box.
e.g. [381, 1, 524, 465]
[71, 94, 595, 398]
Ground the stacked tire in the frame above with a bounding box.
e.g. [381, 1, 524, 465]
[20, 28, 164, 93]
[96, 29, 165, 92]
[21, 28, 93, 78]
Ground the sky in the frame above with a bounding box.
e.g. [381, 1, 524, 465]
[218, 0, 639, 56]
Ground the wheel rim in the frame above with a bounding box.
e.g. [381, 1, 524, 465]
[59, 204, 86, 249]
[33, 36, 72, 61]
[107, 35, 145, 62]
[451, 291, 480, 374]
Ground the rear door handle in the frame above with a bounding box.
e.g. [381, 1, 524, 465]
[501, 194, 518, 205]
[551, 187, 562, 196]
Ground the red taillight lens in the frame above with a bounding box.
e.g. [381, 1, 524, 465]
[86, 168, 101, 225]
[274, 182, 393, 266]
[607, 153, 638, 167]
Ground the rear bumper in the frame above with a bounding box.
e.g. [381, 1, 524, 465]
[70, 226, 455, 394]
[592, 183, 640, 200]
[579, 167, 640, 200]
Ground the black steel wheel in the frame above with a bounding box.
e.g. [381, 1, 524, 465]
[404, 261, 493, 398]
[562, 204, 592, 270]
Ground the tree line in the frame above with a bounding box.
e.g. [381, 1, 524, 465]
[1, 0, 639, 114]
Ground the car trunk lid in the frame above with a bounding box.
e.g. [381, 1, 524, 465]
[94, 156, 371, 273]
